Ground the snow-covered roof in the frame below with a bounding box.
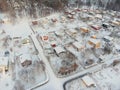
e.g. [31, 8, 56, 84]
[82, 75, 96, 87]
[89, 39, 100, 44]
[111, 20, 120, 25]
[80, 27, 89, 33]
[0, 57, 8, 66]
[55, 31, 64, 36]
[20, 54, 31, 63]
[54, 46, 66, 54]
[95, 14, 102, 19]
[80, 27, 88, 30]
[66, 29, 77, 36]
[103, 23, 109, 26]
[104, 36, 113, 41]
[73, 41, 83, 49]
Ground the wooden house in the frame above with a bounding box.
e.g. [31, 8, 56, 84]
[88, 39, 100, 48]
[80, 27, 89, 33]
[82, 75, 96, 87]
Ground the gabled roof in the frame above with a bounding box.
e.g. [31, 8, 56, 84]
[73, 41, 83, 49]
[54, 46, 66, 54]
[20, 54, 31, 63]
[82, 75, 96, 87]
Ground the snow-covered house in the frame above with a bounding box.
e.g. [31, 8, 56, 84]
[102, 23, 109, 28]
[20, 54, 32, 67]
[80, 27, 89, 33]
[95, 14, 102, 19]
[72, 41, 85, 51]
[111, 20, 120, 26]
[103, 36, 113, 42]
[55, 31, 65, 37]
[66, 29, 77, 37]
[54, 46, 66, 56]
[91, 35, 97, 39]
[88, 39, 101, 48]
[81, 75, 96, 87]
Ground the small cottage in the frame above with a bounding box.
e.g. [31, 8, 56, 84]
[66, 29, 77, 37]
[20, 54, 32, 67]
[54, 46, 66, 56]
[82, 75, 96, 87]
[111, 20, 120, 26]
[80, 27, 89, 33]
[88, 39, 100, 48]
[73, 41, 84, 51]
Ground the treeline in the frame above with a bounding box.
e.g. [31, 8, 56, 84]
[1, 0, 120, 13]
[0, 0, 68, 11]
[0, 0, 68, 18]
[0, 0, 120, 18]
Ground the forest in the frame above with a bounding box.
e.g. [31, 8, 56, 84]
[0, 0, 120, 18]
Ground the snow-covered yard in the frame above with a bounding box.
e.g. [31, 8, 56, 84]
[65, 64, 120, 90]
[0, 19, 48, 90]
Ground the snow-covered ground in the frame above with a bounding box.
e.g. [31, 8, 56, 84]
[0, 18, 49, 90]
[0, 7, 120, 90]
[0, 75, 14, 90]
[30, 7, 120, 90]
[30, 7, 120, 77]
[1, 19, 31, 38]
[65, 64, 120, 90]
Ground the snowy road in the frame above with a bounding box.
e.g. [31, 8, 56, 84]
[30, 30, 63, 90]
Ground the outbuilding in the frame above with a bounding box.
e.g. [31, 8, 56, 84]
[88, 39, 101, 48]
[82, 75, 96, 87]
[54, 46, 66, 56]
[73, 41, 84, 51]
[20, 54, 32, 67]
